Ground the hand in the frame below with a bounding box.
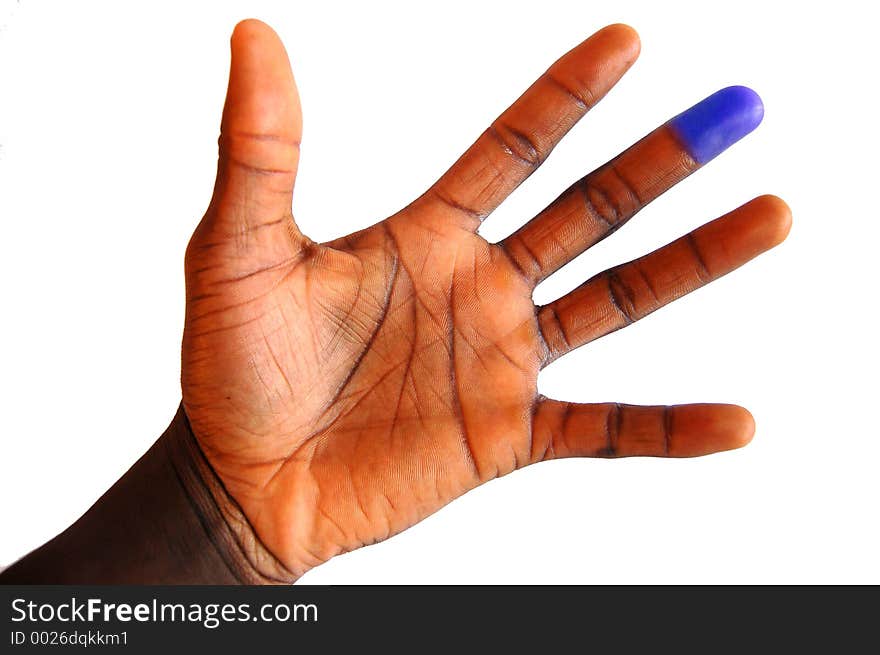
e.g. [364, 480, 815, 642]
[182, 20, 791, 580]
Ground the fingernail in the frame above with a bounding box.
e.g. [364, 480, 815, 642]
[668, 86, 764, 164]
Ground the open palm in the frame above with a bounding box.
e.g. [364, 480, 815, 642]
[181, 20, 790, 580]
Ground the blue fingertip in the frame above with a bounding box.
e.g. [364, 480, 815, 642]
[668, 86, 764, 164]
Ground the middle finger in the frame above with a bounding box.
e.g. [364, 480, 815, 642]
[501, 86, 764, 285]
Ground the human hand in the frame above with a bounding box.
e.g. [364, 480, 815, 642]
[181, 20, 790, 581]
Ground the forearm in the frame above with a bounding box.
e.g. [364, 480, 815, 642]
[0, 405, 290, 584]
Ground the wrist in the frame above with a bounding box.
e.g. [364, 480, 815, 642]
[168, 404, 297, 584]
[0, 405, 295, 584]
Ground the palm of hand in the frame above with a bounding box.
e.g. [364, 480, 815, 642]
[186, 201, 541, 571]
[182, 21, 790, 578]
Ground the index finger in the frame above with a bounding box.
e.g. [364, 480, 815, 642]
[424, 24, 640, 227]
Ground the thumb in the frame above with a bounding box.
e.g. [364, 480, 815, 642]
[206, 19, 304, 247]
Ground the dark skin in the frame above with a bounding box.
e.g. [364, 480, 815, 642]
[0, 20, 790, 583]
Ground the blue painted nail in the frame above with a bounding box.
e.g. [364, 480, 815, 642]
[668, 86, 764, 164]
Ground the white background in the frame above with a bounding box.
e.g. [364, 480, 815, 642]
[1, 0, 877, 583]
